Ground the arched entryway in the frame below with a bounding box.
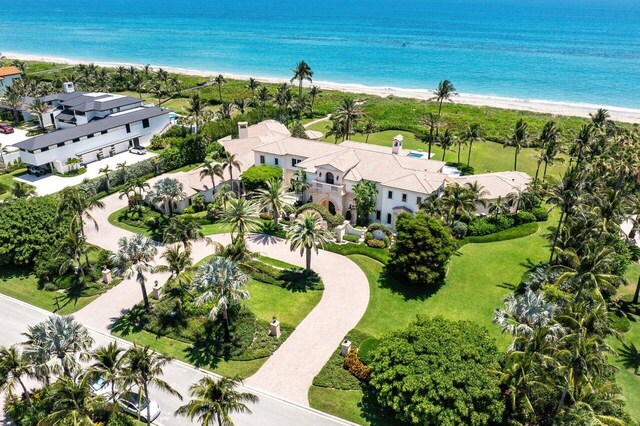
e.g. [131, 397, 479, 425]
[325, 172, 335, 185]
[320, 198, 337, 215]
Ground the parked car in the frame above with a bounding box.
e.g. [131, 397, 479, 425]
[27, 165, 48, 176]
[129, 146, 147, 155]
[88, 376, 112, 399]
[118, 391, 161, 422]
[0, 124, 14, 134]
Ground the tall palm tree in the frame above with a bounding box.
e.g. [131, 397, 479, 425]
[187, 93, 204, 134]
[157, 243, 193, 279]
[220, 198, 261, 242]
[430, 79, 457, 116]
[505, 119, 529, 171]
[290, 60, 314, 97]
[28, 97, 49, 128]
[192, 257, 250, 340]
[10, 181, 35, 199]
[335, 97, 363, 140]
[421, 113, 441, 159]
[1, 86, 22, 122]
[163, 215, 205, 249]
[200, 160, 224, 193]
[489, 196, 510, 216]
[216, 103, 234, 120]
[535, 121, 560, 180]
[221, 151, 242, 196]
[546, 169, 583, 263]
[232, 98, 252, 115]
[464, 181, 488, 210]
[110, 234, 158, 311]
[437, 128, 454, 161]
[290, 169, 310, 202]
[359, 117, 379, 143]
[116, 161, 128, 184]
[255, 179, 296, 229]
[441, 185, 475, 223]
[256, 86, 272, 120]
[122, 344, 182, 426]
[0, 345, 37, 405]
[461, 123, 482, 167]
[245, 78, 259, 97]
[149, 177, 187, 216]
[571, 124, 593, 167]
[589, 108, 610, 130]
[286, 211, 332, 271]
[58, 229, 92, 288]
[99, 165, 112, 193]
[88, 342, 125, 403]
[22, 315, 93, 378]
[176, 376, 259, 426]
[325, 116, 345, 144]
[309, 86, 322, 114]
[41, 375, 105, 425]
[214, 74, 226, 102]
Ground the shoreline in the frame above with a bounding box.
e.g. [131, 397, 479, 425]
[7, 51, 640, 124]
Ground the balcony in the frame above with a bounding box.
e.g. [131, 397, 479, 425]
[313, 180, 346, 196]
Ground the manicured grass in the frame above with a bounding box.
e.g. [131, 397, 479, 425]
[258, 256, 303, 270]
[620, 262, 640, 299]
[325, 242, 389, 264]
[307, 125, 567, 180]
[608, 309, 640, 422]
[245, 280, 322, 326]
[201, 222, 231, 235]
[0, 266, 110, 315]
[0, 168, 30, 201]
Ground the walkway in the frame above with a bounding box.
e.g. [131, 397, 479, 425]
[76, 189, 369, 405]
[304, 114, 331, 129]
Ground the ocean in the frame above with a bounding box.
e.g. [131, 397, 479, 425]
[1, 0, 640, 107]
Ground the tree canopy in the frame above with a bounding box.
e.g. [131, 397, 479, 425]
[240, 165, 283, 192]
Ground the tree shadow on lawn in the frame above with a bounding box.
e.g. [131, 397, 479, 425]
[377, 267, 441, 302]
[359, 385, 405, 426]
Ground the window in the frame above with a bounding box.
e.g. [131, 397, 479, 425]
[72, 138, 80, 143]
[417, 196, 422, 205]
[101, 130, 108, 135]
[386, 213, 392, 224]
[292, 158, 301, 167]
[387, 190, 393, 199]
[87, 134, 94, 139]
[260, 155, 265, 164]
[41, 147, 49, 152]
[57, 142, 65, 147]
[376, 210, 381, 220]
[142, 119, 150, 128]
[125, 124, 131, 133]
[275, 158, 279, 166]
[402, 193, 407, 202]
[326, 172, 335, 185]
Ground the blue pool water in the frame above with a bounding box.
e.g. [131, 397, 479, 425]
[408, 152, 426, 158]
[1, 0, 640, 107]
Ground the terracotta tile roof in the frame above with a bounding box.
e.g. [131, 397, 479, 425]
[0, 66, 21, 77]
[453, 172, 531, 199]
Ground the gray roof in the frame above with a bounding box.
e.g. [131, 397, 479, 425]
[16, 107, 169, 151]
[41, 91, 87, 103]
[61, 94, 141, 113]
[56, 111, 76, 122]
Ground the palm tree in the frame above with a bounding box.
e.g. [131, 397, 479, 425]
[163, 215, 205, 249]
[214, 74, 226, 102]
[589, 108, 610, 130]
[546, 169, 583, 263]
[28, 97, 49, 128]
[571, 124, 593, 167]
[22, 315, 93, 378]
[255, 179, 296, 229]
[465, 181, 488, 210]
[359, 118, 379, 143]
[157, 243, 193, 279]
[233, 98, 252, 115]
[10, 181, 35, 199]
[0, 345, 37, 405]
[290, 60, 314, 97]
[430, 79, 457, 116]
[176, 376, 259, 426]
[245, 78, 259, 97]
[505, 119, 529, 171]
[187, 93, 204, 134]
[461, 123, 482, 167]
[309, 86, 322, 114]
[290, 169, 310, 202]
[41, 375, 105, 425]
[506, 189, 534, 214]
[325, 116, 345, 144]
[286, 211, 332, 271]
[149, 177, 187, 216]
[110, 234, 158, 311]
[535, 121, 560, 180]
[58, 229, 92, 287]
[441, 185, 475, 223]
[437, 128, 454, 161]
[99, 165, 112, 193]
[122, 344, 182, 426]
[335, 97, 363, 140]
[489, 196, 510, 216]
[1, 86, 22, 122]
[192, 257, 250, 340]
[200, 160, 224, 194]
[421, 113, 441, 159]
[256, 86, 272, 120]
[220, 198, 261, 242]
[216, 102, 234, 120]
[221, 151, 242, 196]
[88, 342, 125, 403]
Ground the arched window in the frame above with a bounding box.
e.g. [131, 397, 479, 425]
[326, 172, 335, 185]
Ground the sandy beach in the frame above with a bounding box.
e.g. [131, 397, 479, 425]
[7, 52, 640, 124]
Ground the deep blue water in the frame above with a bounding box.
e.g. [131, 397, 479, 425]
[2, 0, 640, 107]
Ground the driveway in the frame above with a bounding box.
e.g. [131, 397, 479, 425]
[77, 186, 370, 406]
[0, 128, 29, 146]
[15, 151, 157, 196]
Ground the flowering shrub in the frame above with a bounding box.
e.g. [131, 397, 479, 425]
[343, 348, 371, 382]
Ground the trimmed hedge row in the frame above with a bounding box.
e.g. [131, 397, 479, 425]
[325, 242, 389, 264]
[459, 222, 539, 246]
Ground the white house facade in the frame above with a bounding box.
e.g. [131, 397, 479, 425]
[0, 66, 21, 94]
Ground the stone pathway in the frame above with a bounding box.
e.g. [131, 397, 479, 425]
[76, 188, 369, 405]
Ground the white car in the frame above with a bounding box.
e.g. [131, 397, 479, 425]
[129, 146, 147, 155]
[118, 391, 161, 423]
[89, 376, 112, 399]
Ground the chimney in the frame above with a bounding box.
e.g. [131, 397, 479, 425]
[238, 122, 249, 139]
[392, 134, 403, 155]
[62, 82, 75, 94]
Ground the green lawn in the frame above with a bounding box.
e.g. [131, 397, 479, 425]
[258, 256, 303, 270]
[0, 168, 30, 201]
[309, 213, 555, 424]
[307, 125, 567, 180]
[608, 309, 640, 422]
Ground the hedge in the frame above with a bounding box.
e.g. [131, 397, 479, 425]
[459, 222, 538, 246]
[240, 165, 283, 192]
[325, 242, 389, 264]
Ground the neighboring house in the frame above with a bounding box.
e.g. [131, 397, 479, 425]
[220, 120, 531, 227]
[452, 172, 531, 214]
[14, 86, 171, 174]
[146, 167, 220, 214]
[0, 66, 21, 94]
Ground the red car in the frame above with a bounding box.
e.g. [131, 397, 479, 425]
[0, 124, 14, 134]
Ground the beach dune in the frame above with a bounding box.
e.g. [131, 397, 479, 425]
[7, 52, 640, 124]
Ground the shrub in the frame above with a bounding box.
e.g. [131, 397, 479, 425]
[241, 165, 283, 192]
[451, 220, 468, 238]
[357, 338, 380, 365]
[107, 413, 135, 426]
[343, 234, 360, 243]
[259, 212, 273, 220]
[514, 211, 536, 225]
[144, 217, 158, 228]
[260, 220, 277, 235]
[531, 206, 549, 222]
[183, 205, 195, 214]
[488, 214, 514, 231]
[366, 238, 386, 248]
[325, 242, 389, 264]
[460, 222, 538, 245]
[296, 203, 345, 228]
[468, 217, 498, 236]
[388, 211, 456, 287]
[343, 348, 371, 382]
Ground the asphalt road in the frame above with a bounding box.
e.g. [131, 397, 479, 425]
[0, 294, 353, 426]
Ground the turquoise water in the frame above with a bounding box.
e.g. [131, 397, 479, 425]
[1, 0, 640, 107]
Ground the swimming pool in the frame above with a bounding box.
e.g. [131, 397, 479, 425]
[408, 152, 425, 158]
